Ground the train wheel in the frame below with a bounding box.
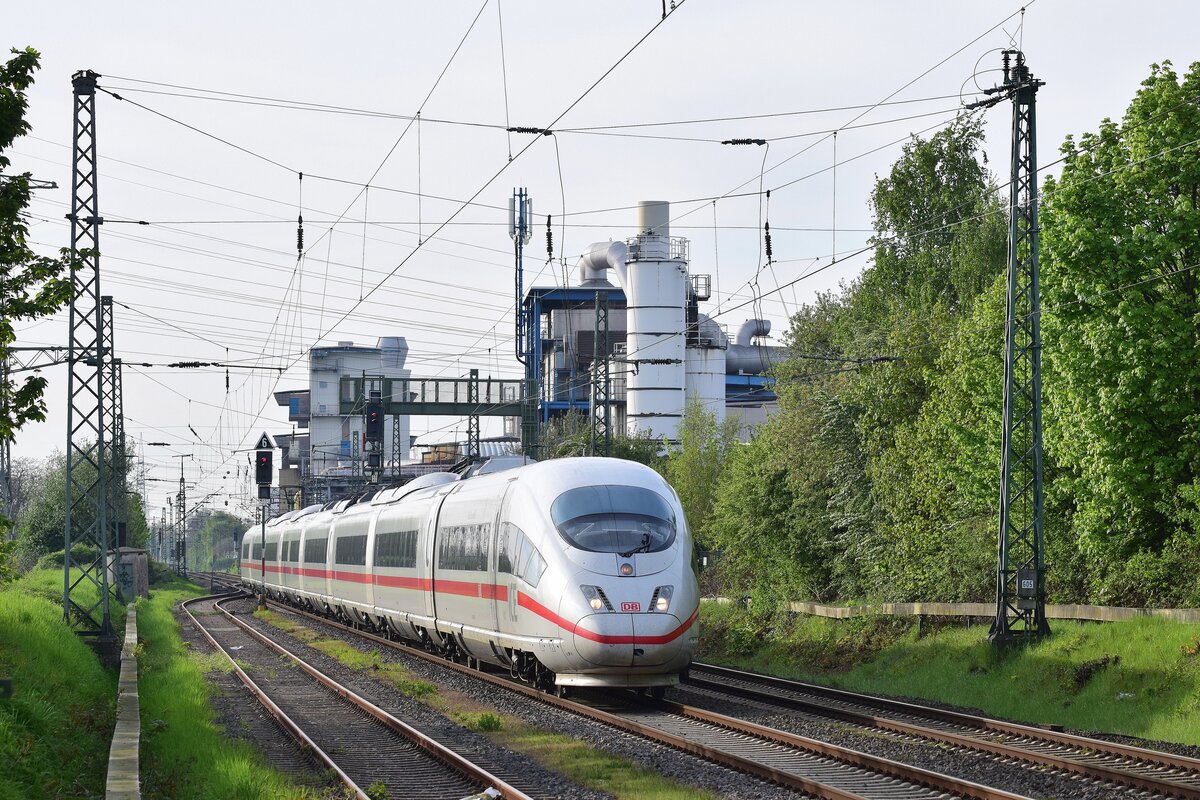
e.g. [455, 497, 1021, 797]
[650, 686, 666, 700]
[555, 684, 571, 700]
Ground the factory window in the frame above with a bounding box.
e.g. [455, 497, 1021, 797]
[438, 523, 490, 572]
[499, 523, 545, 588]
[319, 381, 328, 389]
[551, 485, 676, 555]
[263, 542, 277, 561]
[304, 537, 328, 564]
[376, 529, 418, 569]
[335, 534, 368, 566]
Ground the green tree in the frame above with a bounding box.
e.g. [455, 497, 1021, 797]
[1, 47, 77, 547]
[539, 410, 663, 467]
[661, 398, 741, 550]
[707, 116, 1007, 606]
[186, 511, 247, 573]
[1041, 60, 1200, 603]
[13, 449, 149, 567]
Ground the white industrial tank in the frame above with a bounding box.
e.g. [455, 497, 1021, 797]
[684, 314, 727, 425]
[625, 201, 688, 442]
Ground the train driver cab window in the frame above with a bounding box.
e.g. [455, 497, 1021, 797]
[551, 485, 676, 555]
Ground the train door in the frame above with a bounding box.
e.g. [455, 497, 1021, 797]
[420, 491, 450, 622]
[490, 481, 516, 636]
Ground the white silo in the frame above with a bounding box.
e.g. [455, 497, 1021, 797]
[684, 313, 727, 424]
[625, 201, 688, 442]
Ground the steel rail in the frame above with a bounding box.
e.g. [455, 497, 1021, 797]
[237, 589, 1032, 800]
[209, 596, 533, 800]
[185, 592, 531, 800]
[181, 593, 370, 800]
[689, 662, 1200, 799]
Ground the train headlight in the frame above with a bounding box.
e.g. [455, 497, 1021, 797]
[652, 585, 673, 612]
[580, 585, 610, 612]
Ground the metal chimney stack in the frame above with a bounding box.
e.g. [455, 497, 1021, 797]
[625, 201, 688, 442]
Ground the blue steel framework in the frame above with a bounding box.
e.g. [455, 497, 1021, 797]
[518, 287, 777, 445]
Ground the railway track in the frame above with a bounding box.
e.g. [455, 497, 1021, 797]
[182, 592, 531, 800]
[222, 585, 1032, 800]
[687, 661, 1200, 800]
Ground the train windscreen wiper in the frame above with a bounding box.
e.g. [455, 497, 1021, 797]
[619, 532, 652, 558]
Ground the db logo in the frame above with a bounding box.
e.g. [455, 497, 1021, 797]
[621, 602, 641, 612]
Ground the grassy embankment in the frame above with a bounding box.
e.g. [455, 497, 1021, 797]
[699, 600, 1200, 746]
[0, 568, 122, 799]
[0, 567, 320, 800]
[136, 578, 323, 799]
[257, 608, 720, 800]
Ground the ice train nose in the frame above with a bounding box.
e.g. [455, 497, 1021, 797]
[572, 613, 685, 667]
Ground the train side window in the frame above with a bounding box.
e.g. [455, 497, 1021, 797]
[521, 551, 546, 588]
[514, 531, 533, 579]
[304, 537, 328, 564]
[497, 522, 519, 574]
[438, 523, 490, 571]
[376, 529, 418, 568]
[335, 534, 368, 566]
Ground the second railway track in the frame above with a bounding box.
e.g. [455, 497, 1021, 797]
[685, 661, 1200, 799]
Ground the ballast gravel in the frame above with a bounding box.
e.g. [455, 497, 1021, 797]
[229, 598, 809, 800]
[174, 605, 334, 791]
[668, 681, 1141, 800]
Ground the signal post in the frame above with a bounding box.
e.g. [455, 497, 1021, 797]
[254, 432, 273, 610]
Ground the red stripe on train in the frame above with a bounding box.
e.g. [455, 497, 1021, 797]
[516, 591, 697, 645]
[245, 569, 694, 644]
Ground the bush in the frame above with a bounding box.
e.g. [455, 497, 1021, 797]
[35, 543, 99, 571]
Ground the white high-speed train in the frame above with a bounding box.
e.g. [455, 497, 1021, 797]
[239, 457, 699, 694]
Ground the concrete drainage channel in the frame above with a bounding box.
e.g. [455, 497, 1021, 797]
[106, 603, 140, 800]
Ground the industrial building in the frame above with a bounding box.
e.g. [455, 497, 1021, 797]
[273, 337, 412, 505]
[518, 199, 784, 450]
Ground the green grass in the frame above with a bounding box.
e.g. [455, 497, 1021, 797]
[0, 569, 119, 799]
[255, 610, 438, 699]
[137, 578, 325, 799]
[700, 600, 1200, 746]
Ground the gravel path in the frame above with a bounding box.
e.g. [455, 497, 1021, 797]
[232, 598, 810, 800]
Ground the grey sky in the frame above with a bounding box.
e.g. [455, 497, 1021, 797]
[7, 0, 1197, 517]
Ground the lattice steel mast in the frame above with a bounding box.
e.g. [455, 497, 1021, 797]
[63, 70, 114, 637]
[467, 369, 481, 463]
[0, 354, 11, 527]
[986, 50, 1050, 643]
[100, 297, 127, 554]
[590, 290, 612, 457]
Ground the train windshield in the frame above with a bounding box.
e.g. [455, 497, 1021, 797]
[551, 485, 676, 555]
